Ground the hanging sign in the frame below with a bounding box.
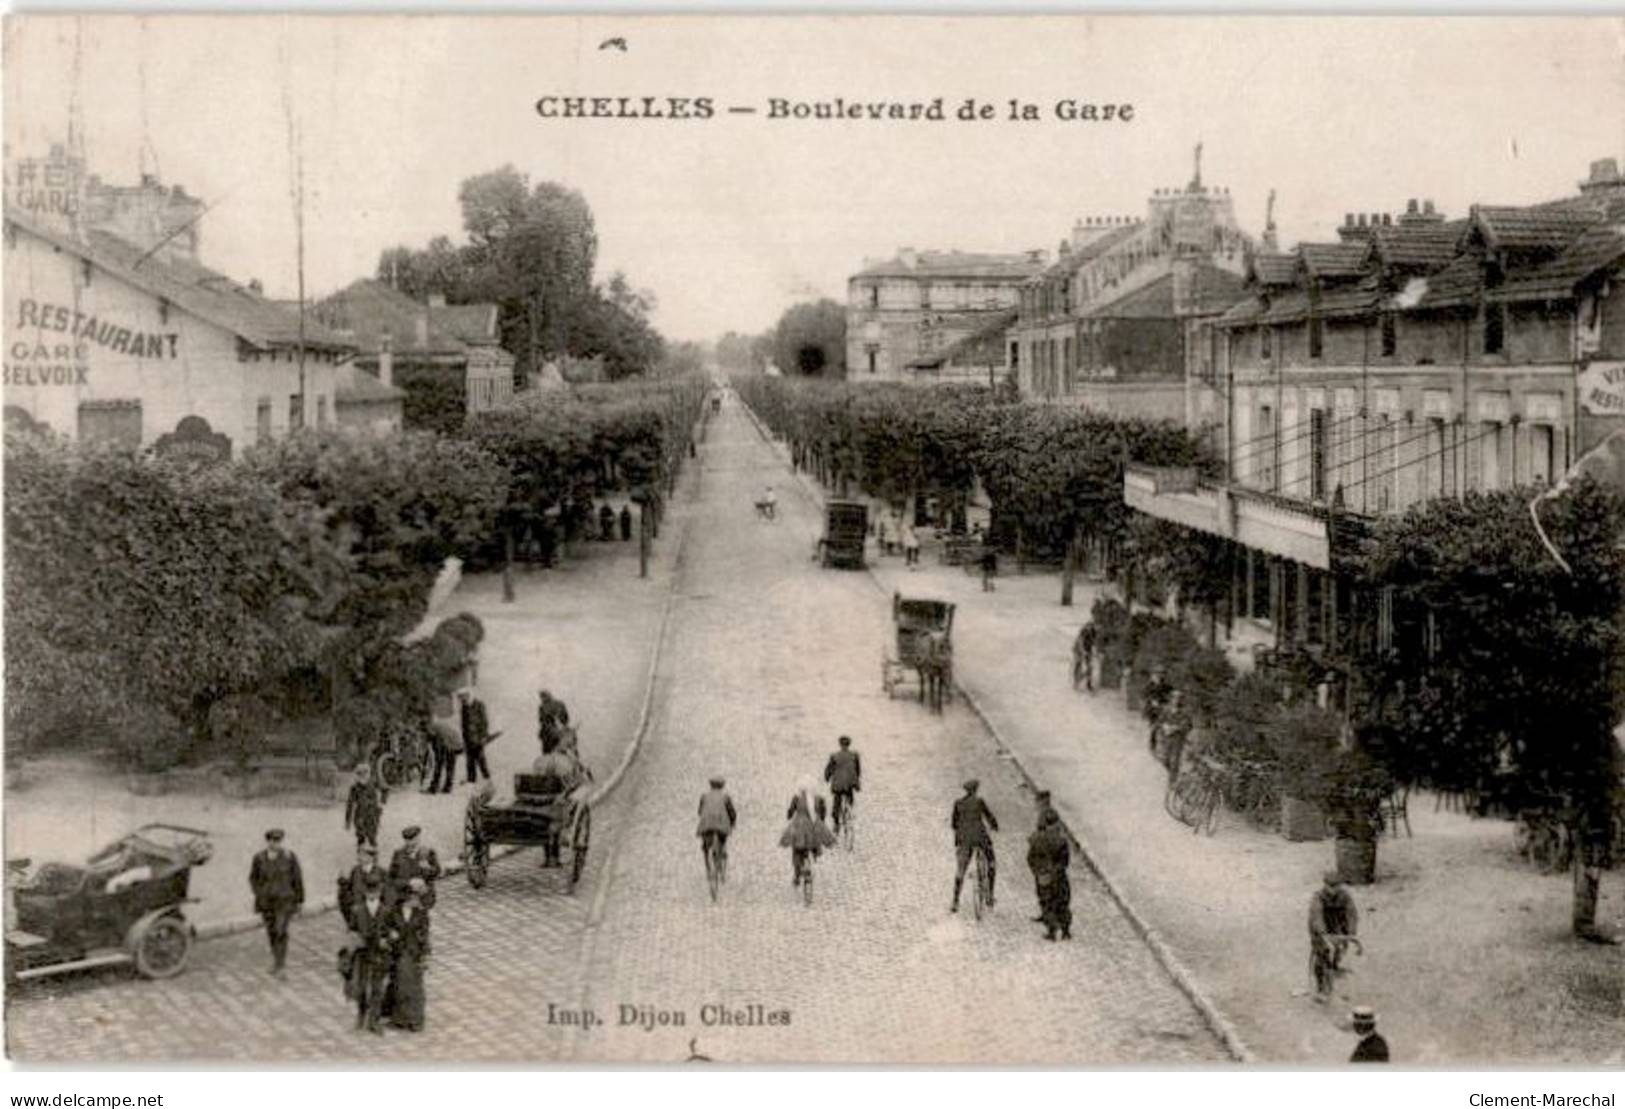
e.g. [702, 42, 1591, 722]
[1579, 361, 1625, 416]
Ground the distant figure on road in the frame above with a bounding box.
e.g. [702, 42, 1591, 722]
[344, 763, 387, 849]
[1309, 870, 1359, 1003]
[824, 735, 862, 835]
[1348, 1006, 1389, 1062]
[599, 503, 616, 541]
[620, 504, 633, 541]
[979, 545, 998, 591]
[1072, 622, 1097, 692]
[249, 828, 303, 977]
[950, 779, 998, 913]
[901, 522, 920, 568]
[1026, 807, 1072, 940]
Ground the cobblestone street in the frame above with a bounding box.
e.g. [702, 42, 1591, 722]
[5, 399, 1224, 1064]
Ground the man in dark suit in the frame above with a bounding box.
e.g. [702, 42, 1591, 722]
[388, 825, 441, 909]
[461, 691, 493, 784]
[337, 844, 386, 931]
[350, 871, 393, 1034]
[1349, 1007, 1390, 1062]
[950, 779, 998, 914]
[248, 828, 303, 976]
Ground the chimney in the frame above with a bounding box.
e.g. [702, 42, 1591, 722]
[1580, 157, 1623, 194]
[379, 333, 394, 388]
[1406, 199, 1419, 215]
[428, 292, 446, 308]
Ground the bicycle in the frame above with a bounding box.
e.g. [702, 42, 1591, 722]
[704, 834, 727, 902]
[833, 793, 856, 852]
[971, 845, 992, 920]
[1164, 757, 1222, 835]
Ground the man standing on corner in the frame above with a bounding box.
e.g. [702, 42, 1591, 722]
[249, 828, 303, 977]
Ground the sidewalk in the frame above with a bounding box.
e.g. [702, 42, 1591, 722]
[748, 413, 1624, 1065]
[4, 478, 695, 933]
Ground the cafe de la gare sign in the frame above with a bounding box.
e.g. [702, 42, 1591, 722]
[4, 296, 183, 386]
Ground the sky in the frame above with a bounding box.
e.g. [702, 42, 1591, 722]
[4, 15, 1624, 342]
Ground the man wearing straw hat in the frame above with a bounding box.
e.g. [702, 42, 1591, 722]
[1349, 1007, 1389, 1062]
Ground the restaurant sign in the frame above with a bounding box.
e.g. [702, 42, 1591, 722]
[1578, 361, 1625, 416]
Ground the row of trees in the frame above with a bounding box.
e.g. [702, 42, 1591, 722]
[4, 378, 705, 769]
[379, 166, 664, 383]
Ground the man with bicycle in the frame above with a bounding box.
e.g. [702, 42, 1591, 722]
[824, 736, 861, 839]
[696, 776, 737, 877]
[950, 779, 999, 913]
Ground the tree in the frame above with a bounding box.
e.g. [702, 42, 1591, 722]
[376, 235, 474, 301]
[768, 299, 846, 378]
[567, 272, 666, 380]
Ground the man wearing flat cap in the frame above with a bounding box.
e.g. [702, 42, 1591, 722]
[388, 825, 441, 909]
[1309, 870, 1359, 1002]
[950, 779, 998, 914]
[1349, 1007, 1389, 1062]
[249, 828, 303, 976]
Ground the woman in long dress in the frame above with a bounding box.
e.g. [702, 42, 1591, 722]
[779, 780, 837, 887]
[386, 879, 432, 1031]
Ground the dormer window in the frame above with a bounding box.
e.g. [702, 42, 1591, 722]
[1309, 313, 1324, 359]
[1380, 311, 1397, 357]
[1485, 302, 1505, 355]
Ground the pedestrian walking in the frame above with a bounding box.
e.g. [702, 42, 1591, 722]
[901, 522, 920, 569]
[1026, 808, 1072, 940]
[338, 843, 387, 931]
[875, 513, 889, 556]
[979, 545, 998, 591]
[620, 504, 633, 541]
[388, 825, 442, 909]
[427, 693, 461, 793]
[344, 763, 387, 848]
[599, 503, 616, 541]
[385, 879, 432, 1033]
[460, 690, 493, 784]
[1072, 622, 1097, 692]
[1309, 870, 1359, 1003]
[1348, 1007, 1390, 1062]
[348, 871, 392, 1034]
[248, 828, 303, 977]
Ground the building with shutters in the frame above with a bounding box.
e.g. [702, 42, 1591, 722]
[1127, 156, 1625, 664]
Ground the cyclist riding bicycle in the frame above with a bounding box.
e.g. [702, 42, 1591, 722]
[696, 776, 737, 870]
[780, 780, 836, 888]
[824, 736, 862, 833]
[760, 485, 778, 520]
[950, 778, 999, 913]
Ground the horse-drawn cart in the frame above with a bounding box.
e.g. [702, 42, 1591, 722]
[462, 771, 592, 891]
[882, 592, 955, 709]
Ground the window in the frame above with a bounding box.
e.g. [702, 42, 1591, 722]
[1376, 419, 1397, 512]
[257, 399, 272, 442]
[866, 346, 878, 374]
[1380, 312, 1397, 357]
[1309, 408, 1328, 501]
[289, 394, 305, 431]
[316, 396, 328, 427]
[1309, 313, 1324, 359]
[1257, 404, 1276, 489]
[1427, 418, 1448, 497]
[1260, 325, 1272, 360]
[920, 282, 933, 309]
[1485, 303, 1505, 355]
[868, 285, 879, 309]
[77, 401, 141, 449]
[1479, 422, 1503, 490]
[1008, 342, 1019, 369]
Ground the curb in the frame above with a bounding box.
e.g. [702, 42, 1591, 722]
[738, 396, 1255, 1064]
[187, 466, 699, 949]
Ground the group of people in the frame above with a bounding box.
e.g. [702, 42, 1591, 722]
[874, 512, 921, 568]
[595, 502, 635, 543]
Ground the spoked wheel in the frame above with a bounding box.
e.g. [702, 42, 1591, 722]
[463, 810, 489, 889]
[801, 861, 814, 907]
[130, 913, 193, 979]
[375, 751, 404, 790]
[706, 843, 721, 903]
[569, 805, 592, 891]
[972, 852, 989, 921]
[840, 807, 855, 853]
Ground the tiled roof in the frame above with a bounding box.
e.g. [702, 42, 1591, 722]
[4, 206, 353, 351]
[1087, 273, 1174, 319]
[1370, 221, 1466, 270]
[1259, 290, 1310, 325]
[1249, 252, 1298, 286]
[1470, 205, 1601, 253]
[311, 279, 466, 356]
[1319, 276, 1384, 318]
[854, 250, 1045, 280]
[1491, 224, 1625, 302]
[1299, 242, 1369, 279]
[432, 303, 501, 345]
[1040, 224, 1142, 280]
[1413, 254, 1484, 310]
[334, 363, 405, 403]
[1219, 296, 1266, 325]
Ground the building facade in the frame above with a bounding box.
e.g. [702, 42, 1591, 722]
[311, 280, 514, 433]
[846, 248, 1045, 381]
[1129, 157, 1625, 661]
[1011, 169, 1252, 420]
[3, 206, 350, 456]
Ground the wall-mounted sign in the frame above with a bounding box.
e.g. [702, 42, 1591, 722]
[1579, 361, 1625, 416]
[154, 415, 231, 466]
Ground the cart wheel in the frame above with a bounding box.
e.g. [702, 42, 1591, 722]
[375, 752, 403, 790]
[463, 812, 489, 890]
[131, 913, 193, 979]
[569, 806, 592, 891]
